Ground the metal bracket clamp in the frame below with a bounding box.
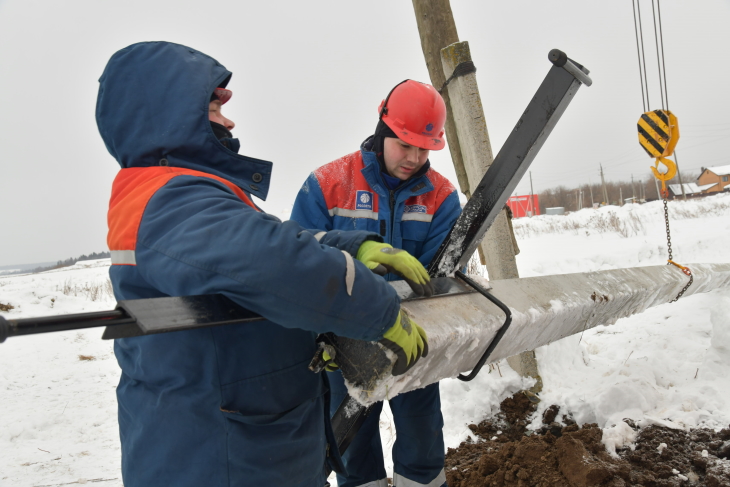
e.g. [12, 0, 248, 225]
[454, 271, 512, 382]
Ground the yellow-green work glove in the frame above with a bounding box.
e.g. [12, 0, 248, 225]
[322, 349, 339, 372]
[379, 310, 428, 376]
[356, 241, 434, 297]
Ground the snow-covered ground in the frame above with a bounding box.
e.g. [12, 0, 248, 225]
[1, 194, 728, 486]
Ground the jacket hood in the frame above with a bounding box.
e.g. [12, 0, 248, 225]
[96, 41, 272, 200]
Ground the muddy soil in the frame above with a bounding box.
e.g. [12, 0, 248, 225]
[445, 393, 730, 487]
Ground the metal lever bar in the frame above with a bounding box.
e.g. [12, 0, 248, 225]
[428, 49, 592, 277]
[0, 277, 475, 343]
[548, 48, 593, 86]
[0, 309, 135, 343]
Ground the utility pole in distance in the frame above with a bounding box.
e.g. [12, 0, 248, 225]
[675, 151, 687, 200]
[589, 180, 594, 206]
[631, 174, 636, 203]
[639, 179, 643, 202]
[600, 164, 609, 205]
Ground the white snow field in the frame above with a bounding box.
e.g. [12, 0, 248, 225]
[1, 194, 728, 486]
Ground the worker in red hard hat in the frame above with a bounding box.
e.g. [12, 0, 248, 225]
[291, 80, 460, 487]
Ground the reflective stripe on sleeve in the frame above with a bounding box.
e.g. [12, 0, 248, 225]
[328, 207, 378, 220]
[401, 213, 433, 223]
[313, 231, 326, 242]
[110, 250, 136, 265]
[341, 250, 355, 296]
[393, 469, 446, 487]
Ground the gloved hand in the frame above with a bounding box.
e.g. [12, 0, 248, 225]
[322, 349, 339, 372]
[356, 241, 434, 297]
[379, 310, 428, 376]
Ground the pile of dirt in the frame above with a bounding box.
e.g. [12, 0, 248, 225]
[0, 302, 14, 312]
[445, 392, 730, 486]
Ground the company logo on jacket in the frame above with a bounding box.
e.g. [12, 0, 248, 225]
[356, 190, 373, 210]
[404, 204, 427, 214]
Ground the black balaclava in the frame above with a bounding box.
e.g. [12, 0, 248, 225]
[209, 93, 239, 152]
[211, 121, 232, 141]
[371, 119, 397, 171]
[368, 120, 430, 189]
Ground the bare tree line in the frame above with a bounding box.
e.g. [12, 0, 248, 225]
[537, 171, 700, 213]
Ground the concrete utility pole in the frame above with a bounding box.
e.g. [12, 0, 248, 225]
[589, 180, 594, 206]
[655, 177, 661, 199]
[620, 187, 623, 206]
[411, 0, 518, 274]
[411, 0, 466, 194]
[411, 0, 540, 394]
[340, 263, 730, 404]
[437, 41, 520, 279]
[437, 39, 541, 393]
[675, 151, 687, 200]
[631, 175, 636, 203]
[639, 180, 644, 202]
[600, 164, 609, 205]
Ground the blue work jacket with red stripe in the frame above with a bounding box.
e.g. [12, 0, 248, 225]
[291, 140, 462, 272]
[98, 41, 401, 487]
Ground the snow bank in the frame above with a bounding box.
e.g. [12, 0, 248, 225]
[1, 195, 728, 486]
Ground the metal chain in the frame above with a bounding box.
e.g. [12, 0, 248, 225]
[663, 198, 673, 261]
[670, 271, 693, 303]
[663, 197, 693, 302]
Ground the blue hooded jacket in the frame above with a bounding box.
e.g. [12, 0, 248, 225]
[97, 41, 400, 487]
[290, 140, 461, 272]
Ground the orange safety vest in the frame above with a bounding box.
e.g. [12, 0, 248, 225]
[107, 166, 258, 265]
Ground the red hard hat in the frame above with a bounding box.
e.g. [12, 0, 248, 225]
[378, 80, 446, 150]
[213, 87, 232, 104]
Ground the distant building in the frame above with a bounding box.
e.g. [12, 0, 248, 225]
[507, 194, 540, 217]
[667, 165, 730, 199]
[697, 165, 730, 194]
[668, 182, 717, 198]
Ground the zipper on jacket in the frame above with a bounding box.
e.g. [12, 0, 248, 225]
[388, 190, 396, 244]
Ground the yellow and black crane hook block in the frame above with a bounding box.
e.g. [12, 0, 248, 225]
[637, 109, 680, 196]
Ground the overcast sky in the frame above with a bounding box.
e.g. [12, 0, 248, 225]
[1, 0, 728, 266]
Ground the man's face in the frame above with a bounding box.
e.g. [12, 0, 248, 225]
[209, 100, 235, 131]
[383, 137, 429, 180]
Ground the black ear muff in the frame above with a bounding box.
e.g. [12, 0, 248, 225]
[379, 79, 409, 121]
